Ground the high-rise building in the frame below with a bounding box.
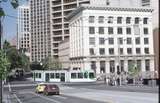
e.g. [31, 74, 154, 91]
[30, 0, 51, 62]
[17, 5, 31, 60]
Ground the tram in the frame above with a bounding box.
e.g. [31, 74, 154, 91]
[32, 70, 96, 82]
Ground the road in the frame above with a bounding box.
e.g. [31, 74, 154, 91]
[3, 80, 159, 103]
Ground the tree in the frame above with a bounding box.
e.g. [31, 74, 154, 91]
[42, 57, 62, 70]
[0, 50, 10, 80]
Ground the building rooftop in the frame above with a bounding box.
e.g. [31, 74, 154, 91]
[66, 4, 153, 20]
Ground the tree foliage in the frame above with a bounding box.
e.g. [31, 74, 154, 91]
[42, 57, 62, 70]
[128, 62, 140, 77]
[0, 50, 10, 80]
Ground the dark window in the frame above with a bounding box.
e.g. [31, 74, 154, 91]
[108, 16, 113, 23]
[90, 48, 95, 55]
[110, 60, 115, 73]
[71, 73, 76, 79]
[108, 27, 113, 34]
[127, 48, 132, 54]
[99, 38, 105, 45]
[89, 37, 95, 45]
[109, 48, 114, 54]
[118, 38, 123, 44]
[135, 17, 139, 24]
[120, 48, 123, 55]
[50, 73, 54, 78]
[78, 73, 83, 78]
[145, 59, 150, 71]
[99, 27, 104, 34]
[143, 18, 148, 24]
[89, 27, 95, 34]
[98, 16, 104, 23]
[99, 48, 105, 55]
[108, 38, 114, 44]
[135, 37, 140, 44]
[117, 17, 122, 24]
[117, 27, 122, 34]
[127, 38, 132, 44]
[144, 28, 148, 34]
[89, 16, 94, 23]
[144, 48, 149, 54]
[136, 48, 141, 54]
[126, 17, 131, 24]
[126, 28, 131, 34]
[144, 38, 149, 44]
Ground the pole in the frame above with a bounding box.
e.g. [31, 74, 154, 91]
[0, 14, 3, 103]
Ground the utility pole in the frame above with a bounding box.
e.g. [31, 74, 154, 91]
[0, 14, 3, 103]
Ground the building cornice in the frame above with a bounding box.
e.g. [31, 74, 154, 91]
[66, 5, 153, 20]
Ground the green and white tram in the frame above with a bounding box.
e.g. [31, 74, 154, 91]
[32, 70, 96, 82]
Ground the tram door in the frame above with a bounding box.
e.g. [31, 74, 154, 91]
[60, 73, 65, 82]
[45, 73, 50, 82]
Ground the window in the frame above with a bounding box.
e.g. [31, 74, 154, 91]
[118, 38, 123, 44]
[109, 48, 114, 54]
[90, 48, 95, 55]
[127, 38, 132, 44]
[89, 16, 94, 23]
[145, 59, 150, 71]
[137, 60, 141, 70]
[144, 28, 148, 34]
[135, 37, 140, 44]
[117, 17, 122, 24]
[136, 48, 141, 54]
[108, 16, 113, 23]
[89, 73, 95, 78]
[127, 48, 132, 54]
[120, 60, 124, 72]
[126, 28, 131, 34]
[135, 17, 139, 24]
[99, 48, 105, 55]
[78, 73, 83, 78]
[71, 73, 76, 79]
[91, 61, 96, 70]
[89, 37, 95, 45]
[108, 27, 113, 34]
[120, 48, 123, 55]
[134, 25, 140, 35]
[110, 60, 115, 73]
[50, 73, 54, 78]
[99, 38, 105, 45]
[108, 38, 114, 44]
[144, 38, 149, 44]
[99, 27, 104, 34]
[89, 27, 95, 34]
[84, 72, 88, 78]
[143, 18, 148, 24]
[144, 48, 149, 54]
[117, 27, 122, 34]
[55, 73, 60, 78]
[126, 17, 131, 24]
[100, 61, 105, 73]
[98, 16, 104, 23]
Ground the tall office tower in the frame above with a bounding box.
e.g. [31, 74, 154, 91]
[30, 0, 51, 62]
[17, 5, 31, 60]
[50, 0, 91, 58]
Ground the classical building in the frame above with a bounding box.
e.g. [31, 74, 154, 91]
[67, 5, 155, 78]
[17, 5, 31, 60]
[58, 39, 70, 69]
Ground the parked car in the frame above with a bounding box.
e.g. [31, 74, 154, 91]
[35, 83, 46, 93]
[43, 84, 60, 95]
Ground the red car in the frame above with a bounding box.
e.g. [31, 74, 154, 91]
[43, 84, 60, 95]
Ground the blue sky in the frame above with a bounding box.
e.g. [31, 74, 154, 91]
[1, 0, 27, 42]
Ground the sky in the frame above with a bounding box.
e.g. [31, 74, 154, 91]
[1, 0, 27, 43]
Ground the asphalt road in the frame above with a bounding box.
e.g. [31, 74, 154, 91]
[3, 80, 159, 103]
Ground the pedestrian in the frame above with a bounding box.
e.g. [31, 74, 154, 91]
[106, 77, 109, 86]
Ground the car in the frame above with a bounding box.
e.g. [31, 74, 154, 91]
[43, 84, 60, 95]
[35, 83, 46, 93]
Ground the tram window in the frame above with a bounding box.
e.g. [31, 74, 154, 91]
[84, 72, 88, 78]
[36, 73, 41, 78]
[50, 73, 54, 78]
[89, 73, 95, 78]
[55, 73, 60, 78]
[71, 73, 76, 79]
[78, 73, 83, 78]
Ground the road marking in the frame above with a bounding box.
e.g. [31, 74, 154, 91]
[13, 94, 23, 103]
[53, 95, 67, 99]
[31, 92, 62, 103]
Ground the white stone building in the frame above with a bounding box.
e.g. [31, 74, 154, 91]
[67, 5, 155, 78]
[17, 5, 31, 60]
[58, 39, 70, 69]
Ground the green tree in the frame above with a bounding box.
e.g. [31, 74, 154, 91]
[42, 57, 62, 70]
[0, 50, 10, 80]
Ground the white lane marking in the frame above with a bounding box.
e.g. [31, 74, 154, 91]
[31, 92, 62, 103]
[53, 95, 67, 99]
[13, 94, 23, 103]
